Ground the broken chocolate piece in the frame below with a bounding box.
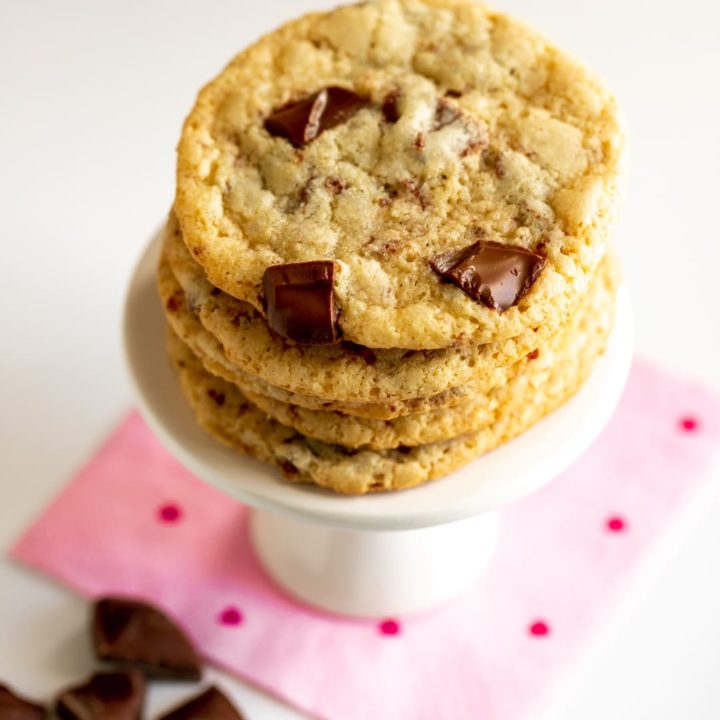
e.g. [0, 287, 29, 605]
[265, 87, 369, 147]
[56, 672, 144, 720]
[93, 597, 202, 681]
[0, 684, 45, 720]
[431, 241, 546, 311]
[263, 261, 339, 344]
[158, 686, 244, 720]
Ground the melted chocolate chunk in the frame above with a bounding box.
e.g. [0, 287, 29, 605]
[431, 241, 546, 311]
[263, 262, 339, 345]
[158, 687, 244, 720]
[433, 100, 460, 130]
[381, 91, 400, 123]
[280, 459, 299, 476]
[56, 672, 144, 720]
[207, 389, 226, 407]
[341, 341, 377, 366]
[265, 87, 369, 148]
[0, 685, 45, 720]
[93, 597, 202, 681]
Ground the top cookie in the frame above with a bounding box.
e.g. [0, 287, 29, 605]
[175, 0, 624, 350]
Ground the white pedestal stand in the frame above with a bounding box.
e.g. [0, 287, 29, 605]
[124, 235, 633, 618]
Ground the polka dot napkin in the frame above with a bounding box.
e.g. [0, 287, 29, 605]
[12, 359, 720, 720]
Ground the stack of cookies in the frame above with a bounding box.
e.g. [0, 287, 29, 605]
[158, 0, 624, 495]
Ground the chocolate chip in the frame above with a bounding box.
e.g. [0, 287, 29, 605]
[280, 459, 299, 476]
[158, 686, 245, 720]
[207, 389, 226, 407]
[263, 262, 339, 345]
[401, 179, 430, 210]
[527, 349, 540, 360]
[341, 341, 377, 366]
[433, 100, 460, 130]
[431, 241, 546, 311]
[0, 685, 45, 720]
[445, 89, 463, 98]
[482, 148, 506, 178]
[93, 597, 202, 681]
[265, 87, 369, 148]
[381, 91, 400, 123]
[324, 177, 346, 195]
[56, 672, 144, 720]
[166, 295, 182, 312]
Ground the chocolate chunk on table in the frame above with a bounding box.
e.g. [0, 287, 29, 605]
[56, 672, 144, 720]
[158, 686, 245, 720]
[0, 684, 45, 720]
[93, 597, 201, 680]
[265, 87, 369, 147]
[263, 261, 339, 344]
[431, 241, 546, 311]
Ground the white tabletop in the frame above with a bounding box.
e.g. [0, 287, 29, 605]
[1, 1, 718, 718]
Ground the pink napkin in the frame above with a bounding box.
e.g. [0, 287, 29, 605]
[12, 359, 720, 720]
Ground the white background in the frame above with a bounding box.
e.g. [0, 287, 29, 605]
[1, 0, 719, 717]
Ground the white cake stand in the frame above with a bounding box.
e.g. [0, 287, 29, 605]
[124, 233, 633, 617]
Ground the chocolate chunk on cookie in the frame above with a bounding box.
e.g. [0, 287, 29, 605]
[431, 241, 545, 311]
[263, 261, 339, 344]
[265, 87, 369, 147]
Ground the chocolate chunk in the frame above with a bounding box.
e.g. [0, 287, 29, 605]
[158, 686, 244, 720]
[280, 459, 299, 476]
[433, 100, 460, 130]
[93, 597, 201, 681]
[341, 341, 377, 366]
[431, 241, 546, 311]
[265, 87, 369, 148]
[263, 262, 338, 344]
[207, 389, 226, 407]
[381, 91, 400, 123]
[0, 684, 45, 720]
[56, 672, 144, 720]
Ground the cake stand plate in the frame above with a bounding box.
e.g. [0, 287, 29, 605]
[124, 232, 633, 616]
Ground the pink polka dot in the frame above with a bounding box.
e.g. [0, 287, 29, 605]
[606, 516, 627, 532]
[679, 416, 700, 432]
[379, 619, 401, 636]
[157, 503, 182, 523]
[218, 606, 243, 626]
[529, 620, 550, 637]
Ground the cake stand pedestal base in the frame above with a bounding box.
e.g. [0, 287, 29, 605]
[250, 509, 499, 617]
[124, 230, 633, 620]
